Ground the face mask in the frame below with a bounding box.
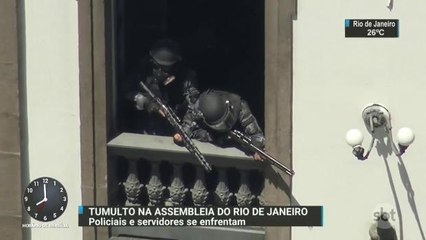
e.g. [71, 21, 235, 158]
[152, 60, 176, 86]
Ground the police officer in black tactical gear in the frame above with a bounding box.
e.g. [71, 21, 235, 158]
[174, 89, 265, 161]
[127, 39, 200, 135]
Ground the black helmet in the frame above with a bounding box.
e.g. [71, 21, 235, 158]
[198, 90, 238, 132]
[149, 39, 182, 67]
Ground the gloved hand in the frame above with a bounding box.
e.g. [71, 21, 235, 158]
[134, 93, 147, 110]
[146, 101, 161, 114]
[252, 152, 263, 161]
[250, 134, 266, 149]
[173, 133, 185, 146]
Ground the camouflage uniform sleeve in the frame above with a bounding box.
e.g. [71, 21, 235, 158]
[124, 73, 158, 113]
[138, 76, 162, 114]
[239, 99, 265, 149]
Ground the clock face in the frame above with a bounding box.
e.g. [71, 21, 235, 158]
[23, 177, 68, 222]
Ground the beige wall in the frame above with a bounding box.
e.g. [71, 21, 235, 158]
[24, 0, 82, 239]
[293, 0, 426, 239]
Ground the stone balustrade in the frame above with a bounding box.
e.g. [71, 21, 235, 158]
[107, 133, 266, 208]
[107, 133, 266, 240]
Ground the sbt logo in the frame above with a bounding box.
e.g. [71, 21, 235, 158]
[373, 207, 396, 222]
[373, 207, 397, 230]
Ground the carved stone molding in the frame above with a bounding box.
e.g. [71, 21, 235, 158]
[123, 159, 143, 206]
[166, 164, 187, 206]
[235, 171, 254, 206]
[215, 169, 232, 206]
[146, 162, 165, 206]
[191, 167, 209, 206]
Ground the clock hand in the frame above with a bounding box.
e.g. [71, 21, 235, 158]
[43, 184, 47, 199]
[35, 184, 48, 206]
[38, 201, 46, 212]
[36, 198, 46, 206]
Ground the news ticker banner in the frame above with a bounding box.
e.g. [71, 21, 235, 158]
[345, 19, 399, 38]
[78, 206, 323, 227]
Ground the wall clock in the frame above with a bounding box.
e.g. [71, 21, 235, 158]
[23, 177, 68, 222]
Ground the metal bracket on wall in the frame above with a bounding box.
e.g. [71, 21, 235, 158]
[345, 103, 415, 160]
[362, 104, 391, 134]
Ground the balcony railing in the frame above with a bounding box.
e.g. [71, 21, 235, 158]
[107, 132, 266, 240]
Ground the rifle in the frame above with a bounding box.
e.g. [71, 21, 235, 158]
[140, 81, 212, 172]
[229, 130, 295, 176]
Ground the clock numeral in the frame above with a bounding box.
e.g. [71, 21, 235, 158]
[43, 178, 49, 184]
[35, 213, 38, 218]
[53, 213, 57, 218]
[63, 196, 67, 201]
[33, 181, 39, 186]
[60, 187, 64, 192]
[53, 181, 57, 186]
[27, 206, 31, 212]
[60, 206, 64, 211]
[43, 216, 47, 221]
[24, 196, 28, 202]
[27, 188, 33, 193]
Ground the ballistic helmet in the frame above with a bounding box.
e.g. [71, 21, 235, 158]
[198, 90, 238, 132]
[149, 39, 182, 67]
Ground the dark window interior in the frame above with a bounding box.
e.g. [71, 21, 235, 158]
[113, 0, 265, 136]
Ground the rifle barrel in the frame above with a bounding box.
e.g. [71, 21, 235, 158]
[230, 130, 295, 176]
